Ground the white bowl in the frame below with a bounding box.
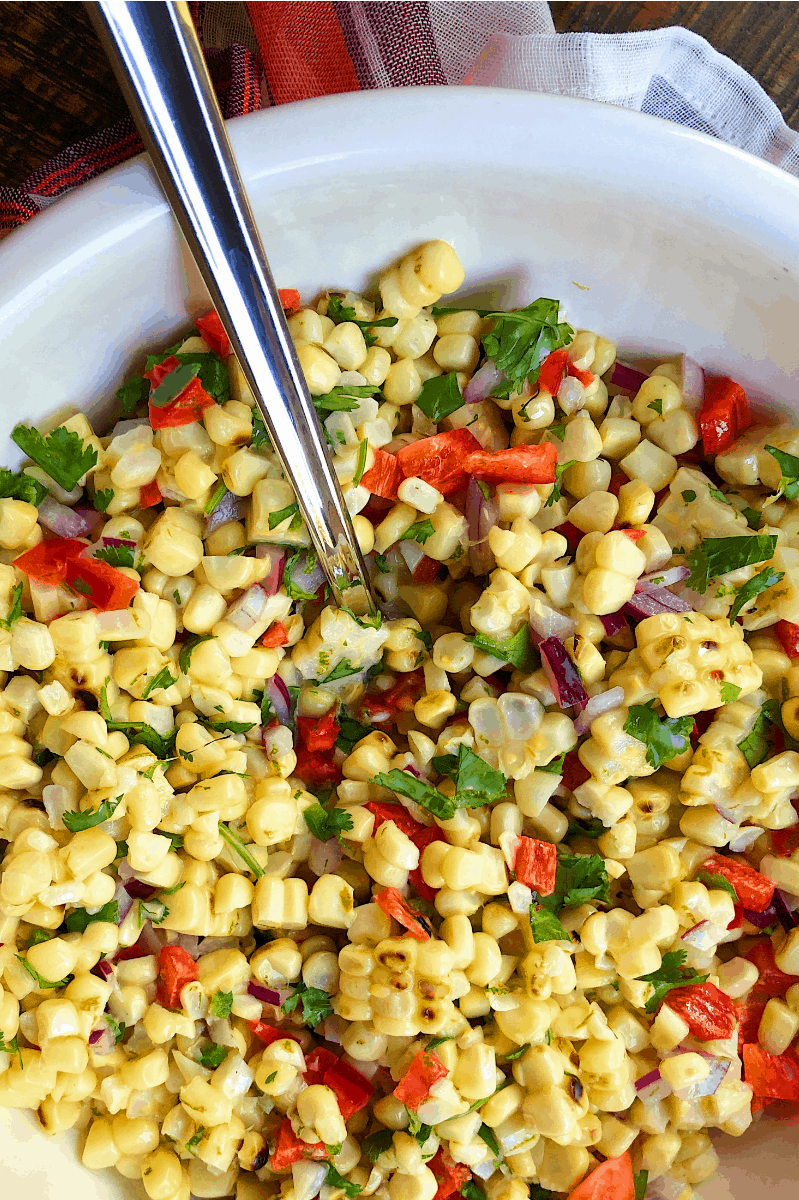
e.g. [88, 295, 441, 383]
[1, 86, 798, 1199]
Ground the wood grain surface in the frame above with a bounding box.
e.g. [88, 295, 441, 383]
[1, 2, 798, 189]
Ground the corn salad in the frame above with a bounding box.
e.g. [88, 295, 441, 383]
[0, 242, 797, 1200]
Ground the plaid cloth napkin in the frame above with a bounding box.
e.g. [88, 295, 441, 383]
[2, 1, 797, 234]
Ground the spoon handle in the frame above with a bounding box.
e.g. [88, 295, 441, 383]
[89, 0, 376, 614]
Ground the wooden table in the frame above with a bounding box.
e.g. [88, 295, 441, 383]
[2, 2, 799, 189]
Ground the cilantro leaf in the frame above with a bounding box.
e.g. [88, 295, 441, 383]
[65, 899, 119, 933]
[335, 713, 372, 754]
[209, 990, 233, 1018]
[319, 658, 359, 684]
[11, 425, 97, 492]
[398, 519, 434, 546]
[648, 398, 664, 416]
[550, 852, 610, 909]
[538, 752, 566, 775]
[313, 384, 381, 415]
[449, 744, 507, 806]
[362, 1129, 394, 1161]
[374, 768, 456, 820]
[728, 565, 784, 623]
[179, 634, 214, 673]
[269, 501, 300, 531]
[503, 1044, 530, 1061]
[638, 949, 708, 1013]
[327, 296, 397, 347]
[634, 1171, 649, 1200]
[765, 444, 799, 499]
[141, 664, 177, 700]
[25, 929, 51, 949]
[99, 681, 176, 758]
[93, 488, 113, 513]
[116, 374, 149, 416]
[742, 506, 763, 531]
[685, 534, 777, 594]
[374, 553, 389, 573]
[353, 439, 369, 488]
[738, 700, 781, 768]
[0, 583, 23, 631]
[145, 352, 229, 404]
[406, 1110, 433, 1141]
[62, 794, 122, 833]
[94, 543, 136, 569]
[529, 905, 570, 943]
[547, 422, 566, 440]
[482, 299, 574, 399]
[720, 682, 742, 704]
[468, 625, 536, 671]
[284, 548, 320, 602]
[325, 1166, 362, 1197]
[185, 1127, 205, 1154]
[696, 870, 738, 901]
[204, 716, 256, 734]
[106, 1014, 126, 1044]
[681, 489, 696, 503]
[477, 1124, 499, 1157]
[218, 823, 265, 878]
[281, 980, 333, 1028]
[426, 1036, 453, 1050]
[16, 956, 70, 990]
[252, 688, 276, 727]
[623, 700, 693, 768]
[566, 816, 607, 841]
[251, 408, 271, 450]
[204, 482, 228, 516]
[461, 1183, 486, 1200]
[150, 361, 201, 407]
[198, 1043, 228, 1070]
[416, 373, 464, 422]
[303, 803, 354, 845]
[138, 898, 167, 926]
[708, 485, 732, 506]
[545, 459, 577, 508]
[0, 467, 47, 507]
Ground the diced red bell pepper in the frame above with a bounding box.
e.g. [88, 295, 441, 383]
[462, 441, 558, 486]
[375, 887, 431, 940]
[293, 745, 341, 787]
[155, 945, 198, 1009]
[262, 620, 289, 648]
[562, 749, 590, 792]
[393, 1048, 449, 1109]
[65, 555, 139, 611]
[397, 429, 482, 497]
[270, 1119, 327, 1170]
[607, 473, 628, 498]
[771, 827, 799, 858]
[13, 537, 86, 587]
[698, 376, 751, 455]
[138, 478, 162, 509]
[297, 711, 340, 753]
[777, 620, 799, 659]
[746, 940, 799, 998]
[323, 1058, 375, 1118]
[736, 996, 767, 1050]
[514, 837, 557, 894]
[429, 1149, 471, 1200]
[537, 348, 594, 395]
[248, 1020, 302, 1047]
[743, 1044, 799, 1100]
[568, 1153, 634, 1200]
[278, 289, 302, 317]
[409, 825, 448, 901]
[621, 527, 646, 542]
[196, 310, 231, 358]
[663, 982, 736, 1041]
[146, 356, 217, 429]
[359, 671, 425, 724]
[701, 853, 775, 913]
[413, 555, 442, 584]
[366, 802, 427, 841]
[361, 448, 404, 500]
[304, 1047, 341, 1085]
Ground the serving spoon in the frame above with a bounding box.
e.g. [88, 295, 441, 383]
[88, 0, 377, 616]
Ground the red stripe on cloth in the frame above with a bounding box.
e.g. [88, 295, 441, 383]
[33, 131, 144, 196]
[246, 1, 360, 104]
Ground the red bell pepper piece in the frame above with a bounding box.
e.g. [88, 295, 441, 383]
[65, 555, 139, 611]
[361, 448, 404, 500]
[270, 1119, 327, 1170]
[663, 982, 736, 1041]
[701, 853, 775, 913]
[297, 711, 340, 753]
[776, 620, 799, 659]
[323, 1058, 375, 1118]
[568, 1153, 634, 1200]
[397, 429, 481, 497]
[293, 745, 341, 787]
[393, 1048, 449, 1109]
[746, 940, 799, 998]
[428, 1149, 471, 1200]
[375, 887, 431, 940]
[138, 478, 162, 509]
[771, 826, 799, 858]
[304, 1047, 341, 1085]
[278, 289, 302, 317]
[359, 671, 425, 724]
[146, 356, 217, 429]
[538, 348, 594, 395]
[462, 442, 558, 486]
[261, 620, 289, 648]
[155, 945, 198, 1009]
[196, 310, 231, 358]
[409, 825, 448, 901]
[621, 527, 646, 542]
[698, 376, 751, 455]
[366, 802, 427, 841]
[514, 837, 557, 894]
[735, 996, 766, 1050]
[743, 1044, 799, 1100]
[248, 1020, 301, 1047]
[13, 537, 86, 587]
[413, 555, 442, 584]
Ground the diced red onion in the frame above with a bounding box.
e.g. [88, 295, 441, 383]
[320, 1017, 347, 1047]
[624, 587, 692, 619]
[39, 496, 95, 538]
[648, 1176, 688, 1200]
[742, 904, 779, 929]
[265, 676, 291, 726]
[174, 934, 200, 957]
[309, 837, 344, 877]
[226, 584, 272, 632]
[123, 879, 156, 902]
[727, 825, 764, 852]
[102, 536, 137, 549]
[599, 610, 628, 637]
[93, 959, 114, 980]
[464, 360, 505, 403]
[88, 1026, 115, 1055]
[465, 477, 499, 576]
[286, 551, 325, 600]
[399, 540, 425, 574]
[206, 490, 248, 533]
[675, 354, 705, 411]
[254, 545, 286, 597]
[714, 802, 737, 824]
[529, 606, 577, 642]
[247, 982, 282, 1005]
[775, 889, 799, 932]
[634, 1068, 672, 1101]
[637, 565, 690, 589]
[611, 362, 650, 392]
[114, 884, 135, 922]
[138, 923, 166, 956]
[197, 936, 239, 955]
[677, 1055, 729, 1099]
[404, 764, 422, 778]
[539, 637, 589, 710]
[573, 686, 625, 735]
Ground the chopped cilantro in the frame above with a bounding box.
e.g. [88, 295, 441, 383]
[648, 398, 663, 415]
[335, 713, 372, 755]
[150, 361, 200, 406]
[178, 634, 214, 673]
[185, 1127, 205, 1155]
[353, 439, 369, 487]
[327, 295, 397, 347]
[65, 899, 119, 933]
[461, 1183, 486, 1200]
[197, 1043, 228, 1070]
[681, 489, 696, 503]
[638, 949, 708, 1013]
[303, 803, 354, 845]
[105, 1014, 125, 1044]
[12, 425, 98, 492]
[685, 534, 777, 593]
[116, 374, 149, 416]
[544, 458, 577, 507]
[209, 990, 233, 1019]
[16, 956, 70, 990]
[468, 624, 536, 671]
[547, 422, 566, 440]
[0, 467, 47, 507]
[218, 823, 264, 878]
[634, 1171, 649, 1200]
[251, 408, 271, 450]
[720, 681, 742, 704]
[742, 506, 763, 531]
[268, 501, 300, 531]
[764, 444, 799, 499]
[477, 1124, 499, 1157]
[138, 898, 167, 926]
[374, 553, 389, 573]
[313, 384, 381, 415]
[503, 1043, 529, 1061]
[93, 488, 113, 513]
[482, 298, 573, 399]
[566, 816, 607, 841]
[0, 583, 23, 631]
[362, 1129, 394, 1161]
[416, 373, 464, 422]
[398, 518, 435, 545]
[281, 980, 333, 1028]
[325, 1166, 362, 1197]
[623, 700, 693, 768]
[696, 871, 738, 901]
[94, 543, 136, 569]
[145, 351, 229, 404]
[204, 716, 256, 734]
[62, 794, 122, 833]
[283, 548, 320, 602]
[141, 664, 177, 700]
[319, 658, 359, 684]
[728, 565, 783, 623]
[204, 481, 228, 515]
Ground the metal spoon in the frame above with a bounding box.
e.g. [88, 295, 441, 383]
[88, 0, 376, 616]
